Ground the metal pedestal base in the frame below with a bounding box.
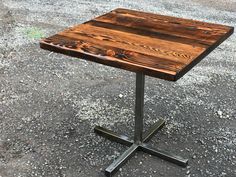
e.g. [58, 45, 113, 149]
[94, 73, 188, 177]
[94, 119, 188, 177]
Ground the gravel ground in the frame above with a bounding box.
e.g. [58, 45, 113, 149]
[0, 0, 235, 177]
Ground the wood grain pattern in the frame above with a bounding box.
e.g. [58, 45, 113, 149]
[40, 8, 234, 81]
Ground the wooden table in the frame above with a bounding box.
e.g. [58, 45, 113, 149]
[40, 8, 234, 177]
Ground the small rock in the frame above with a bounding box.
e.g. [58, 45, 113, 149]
[217, 110, 223, 117]
[118, 94, 123, 98]
[220, 172, 227, 176]
[198, 139, 205, 145]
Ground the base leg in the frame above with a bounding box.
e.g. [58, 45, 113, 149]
[140, 144, 188, 167]
[94, 126, 132, 146]
[143, 119, 165, 143]
[105, 144, 138, 177]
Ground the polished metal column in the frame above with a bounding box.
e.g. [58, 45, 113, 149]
[134, 72, 145, 144]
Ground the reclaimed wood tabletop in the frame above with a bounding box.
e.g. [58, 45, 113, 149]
[40, 8, 234, 81]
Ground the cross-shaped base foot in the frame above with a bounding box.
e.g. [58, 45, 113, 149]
[94, 119, 188, 177]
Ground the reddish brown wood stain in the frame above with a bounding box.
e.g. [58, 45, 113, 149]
[40, 8, 234, 81]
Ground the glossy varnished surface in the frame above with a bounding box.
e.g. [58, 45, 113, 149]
[40, 8, 234, 81]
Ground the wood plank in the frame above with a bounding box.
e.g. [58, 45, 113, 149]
[42, 34, 184, 73]
[94, 11, 229, 45]
[40, 40, 180, 80]
[113, 8, 232, 31]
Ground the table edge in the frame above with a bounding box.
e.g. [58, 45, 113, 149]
[39, 41, 177, 81]
[175, 26, 234, 81]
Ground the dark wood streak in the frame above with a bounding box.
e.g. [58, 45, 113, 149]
[40, 8, 234, 81]
[44, 35, 78, 49]
[86, 20, 210, 48]
[113, 8, 231, 31]
[94, 13, 227, 45]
